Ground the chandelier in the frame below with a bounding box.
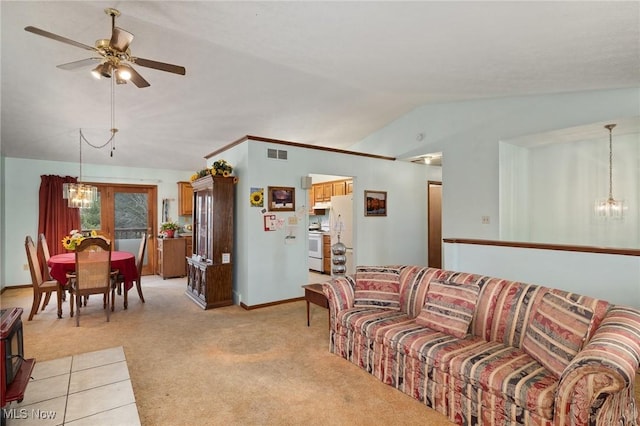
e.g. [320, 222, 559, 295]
[62, 131, 98, 208]
[594, 123, 624, 220]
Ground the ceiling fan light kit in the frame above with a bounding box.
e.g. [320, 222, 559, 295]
[24, 7, 186, 88]
[23, 6, 187, 170]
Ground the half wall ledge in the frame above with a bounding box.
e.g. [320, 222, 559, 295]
[442, 238, 640, 257]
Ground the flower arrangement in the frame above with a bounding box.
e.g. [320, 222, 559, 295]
[160, 222, 181, 231]
[190, 159, 234, 182]
[62, 229, 98, 250]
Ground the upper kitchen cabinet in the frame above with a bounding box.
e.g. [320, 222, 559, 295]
[311, 179, 353, 207]
[346, 180, 353, 194]
[332, 180, 346, 196]
[178, 181, 193, 216]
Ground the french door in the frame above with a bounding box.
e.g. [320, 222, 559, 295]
[80, 183, 157, 275]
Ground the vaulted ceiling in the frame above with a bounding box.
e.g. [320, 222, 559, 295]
[2, 1, 638, 171]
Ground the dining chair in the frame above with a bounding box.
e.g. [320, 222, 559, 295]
[24, 236, 61, 321]
[38, 233, 65, 306]
[112, 232, 147, 311]
[70, 237, 117, 326]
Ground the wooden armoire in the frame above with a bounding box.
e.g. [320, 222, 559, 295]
[185, 175, 235, 309]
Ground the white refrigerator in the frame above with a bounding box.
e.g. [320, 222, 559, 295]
[329, 194, 354, 276]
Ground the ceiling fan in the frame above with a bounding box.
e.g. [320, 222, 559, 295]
[24, 7, 186, 88]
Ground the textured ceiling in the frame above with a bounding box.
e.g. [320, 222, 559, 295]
[2, 1, 639, 171]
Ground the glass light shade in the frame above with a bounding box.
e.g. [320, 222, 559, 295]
[594, 198, 625, 220]
[63, 183, 98, 209]
[117, 65, 132, 80]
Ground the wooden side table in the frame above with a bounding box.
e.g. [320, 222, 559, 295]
[302, 283, 328, 326]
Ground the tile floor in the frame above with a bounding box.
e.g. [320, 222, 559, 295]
[4, 346, 140, 426]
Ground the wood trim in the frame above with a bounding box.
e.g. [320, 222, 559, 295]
[240, 296, 304, 310]
[1, 284, 31, 294]
[442, 238, 640, 257]
[204, 135, 397, 162]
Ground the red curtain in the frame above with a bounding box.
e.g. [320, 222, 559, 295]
[38, 175, 80, 260]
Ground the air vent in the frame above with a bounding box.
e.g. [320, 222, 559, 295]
[267, 148, 288, 160]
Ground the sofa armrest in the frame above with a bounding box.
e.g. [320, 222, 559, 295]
[322, 276, 356, 328]
[554, 306, 640, 426]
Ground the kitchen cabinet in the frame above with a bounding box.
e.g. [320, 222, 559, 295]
[322, 183, 332, 201]
[310, 179, 353, 212]
[322, 234, 331, 274]
[157, 238, 187, 279]
[186, 175, 235, 309]
[178, 181, 193, 216]
[313, 184, 325, 203]
[332, 181, 346, 196]
[346, 180, 353, 194]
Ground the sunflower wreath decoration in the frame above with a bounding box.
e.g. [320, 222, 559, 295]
[250, 188, 264, 207]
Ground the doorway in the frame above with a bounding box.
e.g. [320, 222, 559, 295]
[80, 183, 157, 275]
[308, 174, 355, 276]
[427, 181, 442, 268]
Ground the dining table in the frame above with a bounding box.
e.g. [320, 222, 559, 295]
[47, 251, 137, 318]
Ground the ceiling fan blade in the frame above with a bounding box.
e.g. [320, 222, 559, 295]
[132, 57, 186, 75]
[25, 26, 96, 51]
[110, 27, 134, 53]
[56, 57, 102, 70]
[127, 65, 151, 88]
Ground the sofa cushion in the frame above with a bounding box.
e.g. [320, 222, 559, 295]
[398, 266, 439, 318]
[415, 280, 480, 338]
[449, 342, 558, 421]
[353, 266, 403, 309]
[522, 292, 594, 378]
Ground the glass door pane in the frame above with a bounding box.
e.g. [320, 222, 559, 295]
[114, 191, 150, 272]
[80, 192, 102, 232]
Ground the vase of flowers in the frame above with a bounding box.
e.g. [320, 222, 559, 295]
[160, 222, 180, 238]
[61, 229, 98, 250]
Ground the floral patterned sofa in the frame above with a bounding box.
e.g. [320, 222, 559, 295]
[321, 265, 640, 425]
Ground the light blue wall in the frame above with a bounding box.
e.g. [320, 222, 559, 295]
[352, 88, 640, 305]
[2, 157, 193, 287]
[351, 88, 640, 242]
[210, 139, 441, 306]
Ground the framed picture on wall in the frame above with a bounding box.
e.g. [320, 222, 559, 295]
[364, 190, 387, 216]
[268, 186, 295, 212]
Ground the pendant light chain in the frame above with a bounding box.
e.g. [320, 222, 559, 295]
[78, 131, 82, 182]
[79, 77, 118, 151]
[606, 124, 616, 202]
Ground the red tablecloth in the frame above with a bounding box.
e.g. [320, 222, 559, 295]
[48, 251, 137, 291]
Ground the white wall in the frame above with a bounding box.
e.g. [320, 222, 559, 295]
[500, 132, 639, 248]
[444, 242, 640, 308]
[351, 88, 640, 241]
[210, 139, 440, 306]
[353, 88, 640, 307]
[2, 157, 193, 287]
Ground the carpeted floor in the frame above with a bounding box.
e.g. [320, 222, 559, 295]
[2, 276, 452, 425]
[3, 276, 639, 425]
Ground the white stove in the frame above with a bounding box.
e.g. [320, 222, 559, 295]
[308, 231, 325, 272]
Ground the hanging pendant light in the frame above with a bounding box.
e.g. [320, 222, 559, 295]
[594, 124, 624, 220]
[62, 131, 98, 209]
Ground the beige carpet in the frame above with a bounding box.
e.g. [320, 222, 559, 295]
[2, 276, 452, 425]
[3, 276, 639, 425]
